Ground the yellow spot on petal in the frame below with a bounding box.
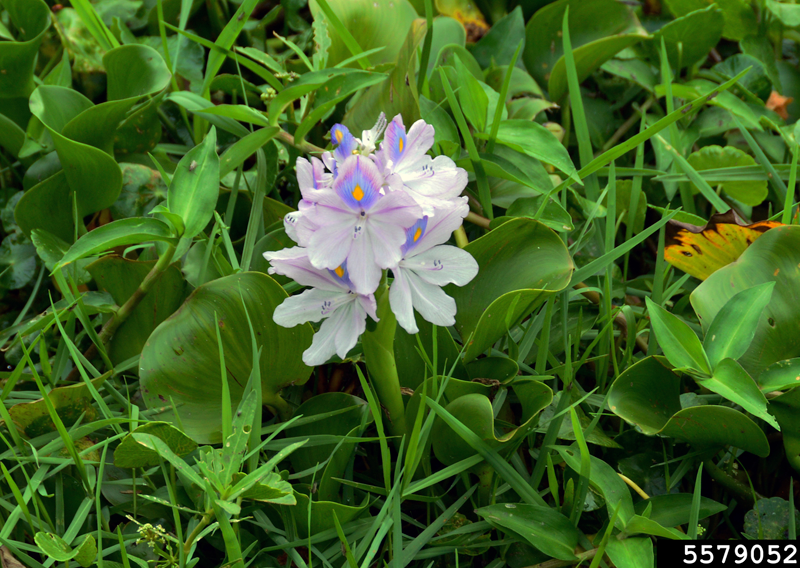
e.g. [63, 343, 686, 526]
[398, 137, 404, 154]
[335, 266, 345, 278]
[335, 130, 343, 143]
[352, 184, 364, 201]
[413, 227, 422, 242]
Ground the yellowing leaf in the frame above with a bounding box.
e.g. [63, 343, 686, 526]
[664, 210, 782, 280]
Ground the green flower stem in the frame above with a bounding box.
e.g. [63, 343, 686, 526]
[362, 283, 408, 439]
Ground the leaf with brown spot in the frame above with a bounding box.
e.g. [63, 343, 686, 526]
[664, 210, 782, 280]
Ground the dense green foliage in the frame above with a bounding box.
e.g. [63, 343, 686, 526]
[0, 0, 799, 566]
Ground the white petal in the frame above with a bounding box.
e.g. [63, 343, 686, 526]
[273, 288, 351, 327]
[389, 267, 418, 334]
[302, 314, 341, 366]
[346, 225, 382, 294]
[401, 119, 435, 165]
[357, 293, 379, 321]
[263, 246, 343, 291]
[403, 245, 478, 287]
[368, 190, 422, 227]
[365, 217, 406, 270]
[296, 157, 315, 194]
[406, 271, 457, 327]
[307, 211, 356, 270]
[334, 300, 368, 358]
[283, 211, 301, 244]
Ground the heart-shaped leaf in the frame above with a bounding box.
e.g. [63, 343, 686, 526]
[139, 272, 313, 443]
[448, 218, 573, 362]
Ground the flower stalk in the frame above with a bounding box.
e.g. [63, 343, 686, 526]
[362, 281, 407, 438]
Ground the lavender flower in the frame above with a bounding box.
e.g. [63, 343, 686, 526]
[265, 113, 478, 366]
[304, 154, 421, 294]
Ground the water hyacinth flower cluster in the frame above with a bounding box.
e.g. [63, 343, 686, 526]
[263, 113, 479, 366]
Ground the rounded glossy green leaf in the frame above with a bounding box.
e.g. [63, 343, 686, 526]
[648, 5, 723, 69]
[0, 0, 50, 99]
[29, 87, 124, 233]
[103, 44, 172, 101]
[430, 379, 552, 465]
[309, 0, 418, 68]
[687, 146, 768, 206]
[86, 257, 185, 365]
[691, 226, 800, 377]
[609, 356, 770, 456]
[432, 393, 494, 465]
[476, 504, 578, 561]
[465, 357, 518, 383]
[523, 0, 645, 94]
[139, 272, 313, 444]
[767, 0, 800, 27]
[449, 218, 573, 362]
[744, 497, 800, 539]
[114, 422, 198, 468]
[0, 234, 35, 290]
[609, 357, 682, 435]
[425, 17, 466, 74]
[660, 406, 770, 456]
[664, 0, 756, 40]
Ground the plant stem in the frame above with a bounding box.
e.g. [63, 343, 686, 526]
[276, 130, 325, 155]
[466, 211, 491, 229]
[183, 509, 214, 555]
[475, 462, 495, 507]
[98, 244, 177, 345]
[262, 390, 294, 421]
[362, 282, 408, 439]
[703, 458, 762, 507]
[65, 245, 177, 381]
